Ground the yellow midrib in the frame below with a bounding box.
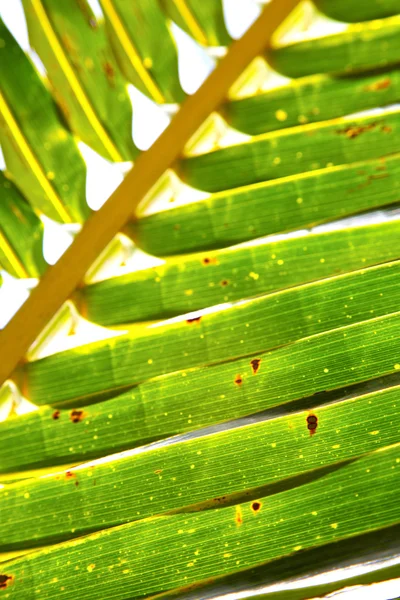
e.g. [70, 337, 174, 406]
[172, 0, 208, 46]
[0, 229, 28, 278]
[101, 0, 165, 104]
[0, 92, 72, 223]
[31, 0, 123, 162]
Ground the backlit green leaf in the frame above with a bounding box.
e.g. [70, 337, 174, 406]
[160, 0, 230, 46]
[268, 15, 400, 78]
[25, 261, 400, 405]
[22, 0, 137, 161]
[0, 172, 46, 278]
[1, 312, 399, 472]
[2, 444, 399, 597]
[0, 19, 88, 223]
[100, 0, 184, 103]
[314, 0, 400, 23]
[178, 110, 400, 193]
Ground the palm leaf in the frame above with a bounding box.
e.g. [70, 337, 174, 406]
[0, 172, 46, 277]
[22, 0, 137, 161]
[0, 1, 399, 598]
[99, 0, 184, 104]
[314, 0, 400, 22]
[268, 14, 400, 78]
[0, 18, 88, 222]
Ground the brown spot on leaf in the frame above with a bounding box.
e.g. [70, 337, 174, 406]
[307, 413, 318, 436]
[75, 480, 79, 487]
[70, 409, 84, 423]
[221, 280, 229, 286]
[103, 62, 115, 86]
[65, 471, 76, 479]
[234, 375, 243, 386]
[202, 257, 218, 265]
[154, 469, 163, 475]
[213, 495, 227, 503]
[235, 506, 243, 526]
[364, 78, 391, 91]
[52, 410, 61, 420]
[173, 224, 180, 230]
[381, 125, 392, 133]
[336, 123, 376, 138]
[186, 316, 201, 324]
[250, 358, 261, 375]
[251, 501, 262, 513]
[0, 574, 13, 589]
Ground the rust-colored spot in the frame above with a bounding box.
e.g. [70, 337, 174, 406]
[251, 501, 262, 513]
[250, 358, 261, 375]
[75, 480, 79, 487]
[103, 62, 115, 85]
[364, 78, 391, 91]
[234, 375, 243, 386]
[381, 125, 392, 133]
[186, 316, 201, 324]
[235, 505, 243, 526]
[70, 409, 84, 423]
[154, 469, 163, 475]
[52, 410, 61, 420]
[336, 123, 376, 139]
[307, 413, 318, 436]
[65, 471, 76, 479]
[367, 173, 389, 182]
[0, 574, 13, 589]
[202, 256, 218, 265]
[213, 495, 227, 503]
[220, 280, 229, 286]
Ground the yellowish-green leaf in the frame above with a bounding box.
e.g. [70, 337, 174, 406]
[1, 444, 399, 597]
[314, 0, 400, 23]
[85, 219, 400, 324]
[22, 0, 137, 161]
[178, 109, 400, 193]
[268, 14, 400, 78]
[100, 0, 184, 103]
[0, 171, 46, 278]
[221, 67, 400, 136]
[160, 0, 231, 46]
[0, 19, 88, 223]
[1, 311, 399, 472]
[24, 261, 400, 405]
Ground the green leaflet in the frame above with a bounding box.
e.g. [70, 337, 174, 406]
[86, 219, 400, 324]
[154, 529, 400, 600]
[100, 0, 184, 104]
[177, 109, 400, 192]
[268, 15, 400, 78]
[22, 0, 137, 162]
[160, 0, 230, 47]
[1, 385, 399, 548]
[25, 260, 400, 405]
[1, 312, 399, 473]
[314, 0, 400, 23]
[221, 68, 400, 135]
[133, 154, 400, 255]
[151, 525, 400, 600]
[0, 173, 46, 278]
[0, 19, 88, 223]
[2, 444, 400, 597]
